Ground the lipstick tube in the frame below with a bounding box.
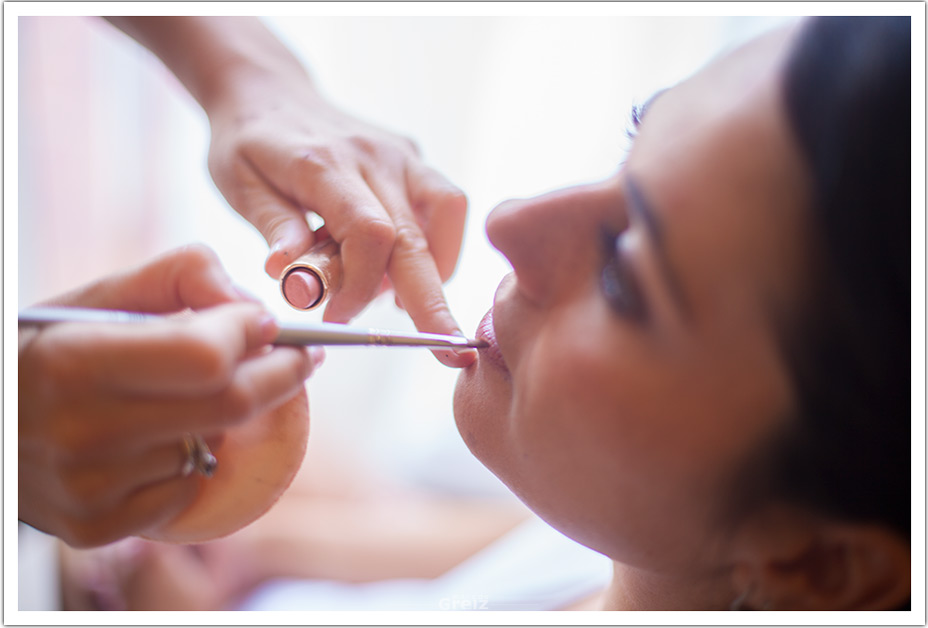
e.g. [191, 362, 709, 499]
[279, 238, 342, 311]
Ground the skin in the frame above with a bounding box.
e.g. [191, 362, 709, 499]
[454, 25, 814, 609]
[105, 17, 475, 367]
[19, 246, 320, 547]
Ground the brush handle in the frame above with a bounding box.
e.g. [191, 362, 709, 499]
[18, 306, 486, 349]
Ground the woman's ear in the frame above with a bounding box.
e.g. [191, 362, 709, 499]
[730, 505, 910, 610]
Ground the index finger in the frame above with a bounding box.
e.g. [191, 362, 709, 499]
[38, 303, 277, 397]
[385, 219, 477, 369]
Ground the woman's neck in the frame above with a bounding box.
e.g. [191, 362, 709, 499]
[600, 560, 735, 610]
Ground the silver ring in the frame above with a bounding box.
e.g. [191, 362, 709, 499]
[180, 433, 217, 478]
[192, 435, 217, 478]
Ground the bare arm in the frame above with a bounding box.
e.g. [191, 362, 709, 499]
[104, 17, 473, 367]
[104, 17, 311, 113]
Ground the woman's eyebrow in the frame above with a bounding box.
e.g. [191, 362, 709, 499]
[625, 176, 693, 321]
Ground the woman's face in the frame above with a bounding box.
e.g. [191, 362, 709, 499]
[454, 25, 811, 573]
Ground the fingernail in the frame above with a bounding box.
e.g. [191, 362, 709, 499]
[453, 347, 479, 362]
[259, 313, 278, 344]
[265, 241, 290, 277]
[307, 346, 326, 374]
[116, 537, 153, 563]
[448, 329, 479, 365]
[274, 237, 298, 260]
[451, 332, 476, 356]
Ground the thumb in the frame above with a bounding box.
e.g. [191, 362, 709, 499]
[48, 245, 249, 314]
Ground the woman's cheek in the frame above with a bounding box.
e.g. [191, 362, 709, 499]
[513, 337, 662, 490]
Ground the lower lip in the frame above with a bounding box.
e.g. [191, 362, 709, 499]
[476, 308, 509, 372]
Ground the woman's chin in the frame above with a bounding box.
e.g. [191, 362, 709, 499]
[453, 360, 481, 454]
[453, 353, 510, 471]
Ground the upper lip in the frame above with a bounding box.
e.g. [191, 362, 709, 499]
[486, 273, 518, 366]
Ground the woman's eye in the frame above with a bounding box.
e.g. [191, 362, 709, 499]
[625, 89, 667, 144]
[600, 228, 648, 322]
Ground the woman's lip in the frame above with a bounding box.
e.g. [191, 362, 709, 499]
[476, 307, 509, 372]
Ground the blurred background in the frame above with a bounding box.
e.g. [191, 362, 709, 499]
[17, 14, 793, 501]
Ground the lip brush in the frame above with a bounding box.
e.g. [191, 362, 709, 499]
[18, 306, 487, 350]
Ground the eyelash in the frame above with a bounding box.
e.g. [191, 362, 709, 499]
[599, 226, 648, 322]
[624, 103, 644, 142]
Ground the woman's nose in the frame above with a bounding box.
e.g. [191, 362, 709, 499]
[486, 180, 625, 305]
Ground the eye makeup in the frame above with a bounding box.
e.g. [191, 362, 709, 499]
[624, 177, 693, 322]
[625, 104, 645, 142]
[600, 226, 649, 323]
[598, 172, 693, 328]
[625, 88, 669, 142]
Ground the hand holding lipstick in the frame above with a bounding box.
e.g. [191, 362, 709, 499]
[213, 93, 473, 369]
[106, 17, 474, 368]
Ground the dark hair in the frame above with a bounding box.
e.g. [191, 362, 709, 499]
[736, 17, 911, 542]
